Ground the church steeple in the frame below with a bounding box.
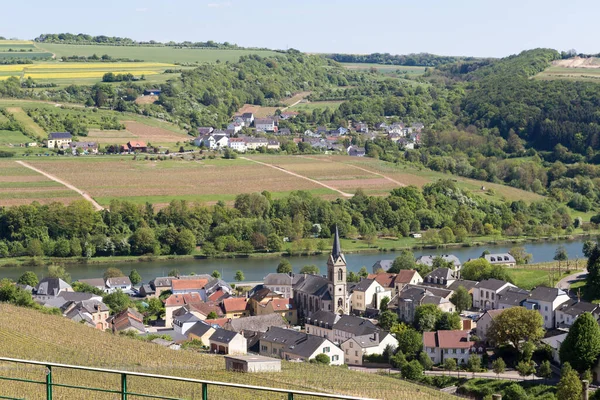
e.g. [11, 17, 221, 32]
[327, 225, 348, 314]
[332, 225, 341, 260]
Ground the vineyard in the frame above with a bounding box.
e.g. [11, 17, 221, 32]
[0, 304, 449, 399]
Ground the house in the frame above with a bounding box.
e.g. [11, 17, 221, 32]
[225, 355, 281, 373]
[541, 332, 569, 364]
[222, 297, 250, 319]
[341, 331, 397, 366]
[150, 277, 172, 297]
[209, 329, 247, 355]
[475, 309, 505, 343]
[371, 260, 394, 273]
[330, 127, 348, 136]
[416, 255, 462, 275]
[305, 311, 379, 344]
[523, 286, 570, 329]
[253, 297, 297, 325]
[367, 271, 423, 296]
[171, 278, 209, 299]
[124, 141, 147, 153]
[267, 139, 280, 150]
[555, 299, 600, 328]
[105, 277, 132, 294]
[473, 279, 516, 310]
[263, 273, 293, 298]
[241, 113, 254, 126]
[108, 308, 146, 334]
[245, 137, 269, 150]
[353, 122, 369, 133]
[34, 278, 73, 301]
[151, 338, 181, 350]
[351, 279, 391, 313]
[77, 278, 106, 292]
[198, 127, 214, 135]
[447, 279, 479, 294]
[392, 285, 454, 323]
[259, 327, 344, 365]
[138, 284, 156, 298]
[423, 268, 457, 287]
[228, 138, 247, 152]
[254, 118, 276, 133]
[194, 134, 229, 149]
[276, 128, 291, 136]
[411, 123, 425, 132]
[64, 300, 110, 330]
[227, 122, 243, 133]
[485, 254, 516, 268]
[347, 146, 366, 157]
[143, 89, 161, 96]
[423, 330, 475, 365]
[46, 132, 72, 149]
[173, 312, 202, 335]
[186, 321, 216, 344]
[316, 126, 328, 135]
[70, 141, 98, 155]
[279, 111, 299, 120]
[496, 287, 530, 310]
[223, 313, 288, 352]
[164, 292, 204, 328]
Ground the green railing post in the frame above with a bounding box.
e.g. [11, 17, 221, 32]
[202, 382, 208, 400]
[45, 365, 52, 400]
[288, 392, 294, 400]
[121, 373, 127, 400]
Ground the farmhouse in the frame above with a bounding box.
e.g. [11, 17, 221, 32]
[46, 132, 72, 149]
[194, 133, 229, 149]
[228, 138, 247, 152]
[259, 326, 344, 365]
[70, 141, 98, 155]
[224, 355, 282, 373]
[254, 118, 277, 132]
[423, 330, 474, 365]
[122, 141, 147, 153]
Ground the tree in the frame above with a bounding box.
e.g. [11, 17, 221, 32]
[168, 269, 180, 277]
[103, 290, 131, 314]
[104, 267, 124, 280]
[438, 226, 455, 244]
[418, 351, 433, 370]
[559, 312, 600, 372]
[27, 239, 44, 257]
[146, 297, 165, 320]
[556, 363, 582, 400]
[396, 328, 422, 359]
[299, 265, 320, 275]
[378, 310, 398, 331]
[314, 353, 330, 365]
[488, 307, 544, 352]
[389, 249, 415, 273]
[492, 357, 506, 378]
[414, 304, 442, 332]
[211, 270, 221, 279]
[443, 358, 456, 373]
[358, 267, 368, 278]
[277, 259, 293, 274]
[234, 270, 245, 282]
[516, 360, 535, 378]
[72, 282, 104, 296]
[460, 258, 493, 281]
[129, 269, 142, 286]
[503, 384, 527, 400]
[390, 351, 408, 369]
[509, 246, 532, 265]
[267, 233, 283, 252]
[435, 312, 461, 331]
[17, 271, 38, 287]
[129, 227, 159, 255]
[583, 240, 596, 258]
[467, 354, 481, 373]
[380, 296, 390, 312]
[401, 360, 423, 381]
[449, 286, 472, 313]
[206, 311, 218, 320]
[47, 265, 71, 283]
[538, 360, 552, 382]
[172, 228, 196, 255]
[554, 245, 568, 272]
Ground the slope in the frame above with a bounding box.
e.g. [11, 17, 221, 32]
[0, 304, 449, 400]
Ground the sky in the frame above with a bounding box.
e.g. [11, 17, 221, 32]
[2, 0, 599, 57]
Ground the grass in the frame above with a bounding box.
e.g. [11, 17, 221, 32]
[0, 129, 31, 145]
[506, 268, 575, 290]
[35, 43, 281, 64]
[570, 280, 600, 303]
[341, 63, 427, 76]
[289, 101, 344, 112]
[4, 107, 47, 138]
[535, 66, 600, 82]
[0, 304, 448, 400]
[458, 378, 556, 399]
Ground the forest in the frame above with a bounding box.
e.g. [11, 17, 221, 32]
[325, 52, 484, 67]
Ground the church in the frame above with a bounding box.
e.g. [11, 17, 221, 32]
[293, 226, 350, 318]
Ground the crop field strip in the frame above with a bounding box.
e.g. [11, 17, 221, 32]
[5, 107, 47, 138]
[0, 304, 449, 400]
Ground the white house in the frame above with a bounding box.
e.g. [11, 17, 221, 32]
[555, 299, 600, 328]
[423, 330, 475, 365]
[305, 311, 379, 345]
[228, 138, 247, 152]
[46, 132, 72, 149]
[173, 313, 202, 335]
[485, 253, 516, 268]
[351, 279, 391, 313]
[194, 134, 229, 149]
[105, 277, 132, 294]
[255, 118, 276, 133]
[259, 327, 344, 365]
[263, 273, 294, 298]
[473, 279, 516, 310]
[523, 286, 570, 329]
[245, 137, 268, 150]
[341, 332, 397, 366]
[541, 333, 568, 364]
[227, 122, 243, 134]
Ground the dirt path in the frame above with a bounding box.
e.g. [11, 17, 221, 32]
[299, 156, 406, 187]
[15, 161, 104, 211]
[241, 157, 353, 198]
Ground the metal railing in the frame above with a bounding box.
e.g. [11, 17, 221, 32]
[0, 357, 377, 400]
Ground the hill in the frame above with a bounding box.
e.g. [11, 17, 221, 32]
[0, 304, 448, 400]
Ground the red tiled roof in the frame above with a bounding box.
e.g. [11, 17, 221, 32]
[128, 141, 147, 148]
[164, 292, 203, 307]
[368, 273, 396, 288]
[189, 302, 223, 317]
[222, 297, 248, 313]
[208, 289, 226, 302]
[423, 330, 474, 349]
[397, 270, 418, 284]
[204, 318, 228, 328]
[267, 298, 295, 310]
[172, 279, 208, 291]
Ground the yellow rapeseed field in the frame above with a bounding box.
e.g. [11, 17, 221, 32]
[0, 62, 174, 72]
[24, 71, 160, 79]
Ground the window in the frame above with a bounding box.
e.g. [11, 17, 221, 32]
[332, 355, 338, 362]
[261, 345, 268, 352]
[544, 316, 548, 321]
[485, 292, 489, 299]
[491, 293, 495, 300]
[545, 306, 548, 311]
[323, 347, 330, 353]
[338, 298, 343, 308]
[350, 342, 353, 348]
[345, 349, 349, 355]
[355, 351, 358, 356]
[338, 269, 343, 281]
[480, 290, 483, 297]
[272, 348, 277, 354]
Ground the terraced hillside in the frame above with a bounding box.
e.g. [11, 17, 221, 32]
[0, 304, 449, 400]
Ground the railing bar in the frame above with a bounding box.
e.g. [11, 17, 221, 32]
[0, 396, 25, 400]
[49, 382, 122, 395]
[0, 376, 45, 385]
[126, 391, 186, 400]
[0, 357, 376, 400]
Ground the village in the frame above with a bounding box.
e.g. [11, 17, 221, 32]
[16, 226, 597, 385]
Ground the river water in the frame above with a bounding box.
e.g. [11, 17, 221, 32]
[0, 238, 591, 283]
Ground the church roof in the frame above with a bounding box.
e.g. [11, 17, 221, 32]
[293, 274, 330, 298]
[332, 225, 341, 259]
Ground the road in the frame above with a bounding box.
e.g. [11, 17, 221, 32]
[15, 160, 104, 211]
[424, 370, 558, 383]
[556, 269, 588, 293]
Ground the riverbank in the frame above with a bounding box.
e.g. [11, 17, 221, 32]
[0, 232, 596, 269]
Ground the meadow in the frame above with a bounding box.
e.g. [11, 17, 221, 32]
[535, 66, 600, 82]
[341, 63, 427, 76]
[35, 43, 281, 64]
[288, 100, 344, 112]
[0, 304, 447, 400]
[0, 40, 53, 59]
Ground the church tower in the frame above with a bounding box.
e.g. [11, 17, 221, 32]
[328, 226, 348, 314]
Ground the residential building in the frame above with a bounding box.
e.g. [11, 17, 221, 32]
[222, 297, 250, 319]
[186, 321, 216, 344]
[164, 292, 204, 328]
[171, 278, 209, 299]
[485, 254, 517, 267]
[259, 327, 344, 365]
[523, 286, 570, 329]
[423, 268, 457, 287]
[138, 284, 156, 298]
[416, 255, 462, 275]
[151, 277, 173, 298]
[371, 260, 394, 273]
[423, 330, 475, 365]
[277, 128, 291, 136]
[224, 355, 281, 373]
[209, 329, 247, 355]
[105, 277, 132, 294]
[197, 127, 214, 135]
[305, 311, 379, 344]
[341, 332, 397, 365]
[108, 308, 146, 334]
[351, 279, 391, 313]
[70, 141, 98, 155]
[194, 133, 229, 149]
[253, 297, 297, 325]
[34, 278, 73, 301]
[77, 278, 106, 292]
[228, 138, 247, 152]
[353, 122, 369, 133]
[124, 141, 147, 153]
[263, 273, 293, 298]
[267, 139, 280, 150]
[279, 111, 299, 120]
[227, 122, 243, 133]
[64, 300, 110, 330]
[46, 132, 72, 149]
[496, 287, 530, 309]
[347, 146, 366, 157]
[245, 137, 269, 150]
[367, 270, 423, 296]
[555, 299, 600, 328]
[173, 312, 204, 335]
[392, 285, 453, 323]
[475, 309, 505, 342]
[541, 332, 568, 364]
[224, 313, 288, 334]
[473, 279, 516, 310]
[254, 118, 276, 132]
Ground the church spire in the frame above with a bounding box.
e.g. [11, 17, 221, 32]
[332, 225, 341, 260]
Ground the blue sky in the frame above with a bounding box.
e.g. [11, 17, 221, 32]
[2, 0, 597, 57]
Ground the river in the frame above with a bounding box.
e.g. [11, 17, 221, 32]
[0, 238, 591, 283]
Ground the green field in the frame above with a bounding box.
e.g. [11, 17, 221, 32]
[288, 100, 344, 112]
[0, 304, 447, 400]
[341, 63, 427, 76]
[535, 66, 600, 82]
[0, 40, 53, 59]
[0, 129, 32, 145]
[35, 43, 281, 64]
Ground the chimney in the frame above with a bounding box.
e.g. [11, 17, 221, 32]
[372, 331, 379, 343]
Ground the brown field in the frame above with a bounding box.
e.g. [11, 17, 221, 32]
[123, 121, 190, 142]
[282, 91, 312, 106]
[236, 104, 278, 118]
[134, 95, 159, 105]
[87, 129, 136, 144]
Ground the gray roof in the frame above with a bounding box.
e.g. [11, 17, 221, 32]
[407, 284, 452, 299]
[333, 315, 378, 336]
[372, 260, 394, 273]
[351, 332, 391, 348]
[204, 278, 232, 294]
[48, 132, 72, 139]
[306, 310, 340, 329]
[425, 268, 454, 281]
[529, 286, 568, 302]
[556, 299, 600, 316]
[78, 278, 106, 288]
[106, 277, 132, 287]
[485, 254, 516, 264]
[476, 279, 512, 291]
[174, 313, 201, 324]
[186, 321, 214, 338]
[331, 225, 342, 260]
[151, 277, 173, 288]
[35, 278, 72, 297]
[447, 280, 478, 292]
[77, 299, 109, 313]
[260, 327, 328, 359]
[139, 284, 155, 295]
[353, 279, 376, 292]
[210, 328, 240, 344]
[293, 274, 330, 298]
[416, 255, 461, 267]
[264, 273, 293, 286]
[497, 287, 530, 306]
[65, 309, 94, 325]
[224, 314, 287, 333]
